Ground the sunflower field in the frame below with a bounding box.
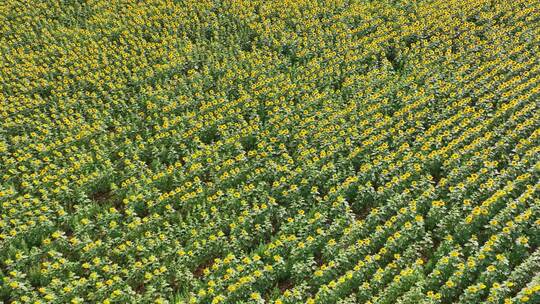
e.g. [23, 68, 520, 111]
[0, 0, 539, 303]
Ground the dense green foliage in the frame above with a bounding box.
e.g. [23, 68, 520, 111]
[1, 0, 539, 303]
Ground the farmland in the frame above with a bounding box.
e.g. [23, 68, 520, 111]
[1, 0, 539, 303]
